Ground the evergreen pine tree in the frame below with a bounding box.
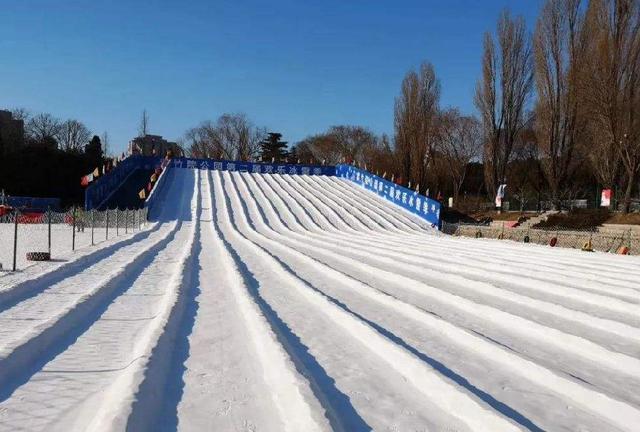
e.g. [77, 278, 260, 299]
[259, 132, 288, 162]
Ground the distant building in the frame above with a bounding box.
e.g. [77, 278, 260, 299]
[128, 134, 183, 157]
[0, 110, 25, 156]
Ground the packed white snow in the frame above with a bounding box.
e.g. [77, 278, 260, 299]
[0, 167, 639, 432]
[0, 219, 146, 273]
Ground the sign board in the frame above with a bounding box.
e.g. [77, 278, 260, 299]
[495, 184, 507, 208]
[170, 158, 335, 176]
[601, 189, 612, 207]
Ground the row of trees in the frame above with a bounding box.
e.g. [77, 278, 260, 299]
[11, 108, 109, 156]
[1, 108, 108, 206]
[297, 0, 640, 212]
[392, 0, 640, 212]
[487, 0, 640, 212]
[181, 0, 638, 213]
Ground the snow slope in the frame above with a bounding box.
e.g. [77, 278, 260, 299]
[0, 167, 639, 431]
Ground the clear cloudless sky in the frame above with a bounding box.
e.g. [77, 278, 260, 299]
[1, 0, 543, 155]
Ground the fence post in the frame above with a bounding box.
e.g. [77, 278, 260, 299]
[12, 209, 18, 271]
[91, 209, 95, 246]
[47, 206, 51, 256]
[116, 208, 119, 236]
[106, 209, 109, 240]
[72, 206, 77, 251]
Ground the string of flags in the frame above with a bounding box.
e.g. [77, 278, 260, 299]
[80, 155, 124, 187]
[139, 167, 164, 201]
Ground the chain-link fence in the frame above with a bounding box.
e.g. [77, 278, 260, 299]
[441, 221, 638, 255]
[0, 207, 148, 272]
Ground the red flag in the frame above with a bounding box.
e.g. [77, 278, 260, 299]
[80, 176, 89, 187]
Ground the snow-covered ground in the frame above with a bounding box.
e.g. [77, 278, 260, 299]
[0, 221, 147, 273]
[0, 167, 639, 431]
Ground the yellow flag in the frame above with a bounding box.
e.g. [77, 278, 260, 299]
[138, 189, 146, 199]
[93, 167, 100, 177]
[150, 173, 158, 182]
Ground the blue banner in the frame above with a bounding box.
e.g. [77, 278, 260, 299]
[335, 164, 441, 227]
[169, 158, 336, 176]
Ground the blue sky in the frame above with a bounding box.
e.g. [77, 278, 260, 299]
[0, 0, 543, 155]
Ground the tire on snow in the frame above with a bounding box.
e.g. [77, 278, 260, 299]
[26, 252, 51, 261]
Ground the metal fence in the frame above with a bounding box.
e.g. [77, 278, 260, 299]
[441, 221, 638, 255]
[0, 207, 148, 272]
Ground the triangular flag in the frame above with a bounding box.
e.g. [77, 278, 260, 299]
[150, 173, 158, 182]
[415, 183, 420, 192]
[81, 176, 89, 187]
[139, 189, 146, 199]
[93, 167, 100, 177]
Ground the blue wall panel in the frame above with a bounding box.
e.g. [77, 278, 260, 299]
[335, 164, 441, 227]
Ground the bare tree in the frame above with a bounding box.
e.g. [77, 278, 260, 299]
[138, 109, 149, 137]
[582, 0, 640, 212]
[26, 113, 62, 146]
[58, 119, 91, 153]
[11, 108, 30, 122]
[439, 109, 482, 201]
[294, 133, 340, 164]
[184, 122, 212, 158]
[394, 62, 441, 190]
[184, 113, 265, 161]
[475, 10, 534, 200]
[534, 0, 587, 209]
[214, 113, 264, 161]
[327, 125, 378, 164]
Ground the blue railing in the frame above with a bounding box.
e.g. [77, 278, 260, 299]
[85, 156, 162, 210]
